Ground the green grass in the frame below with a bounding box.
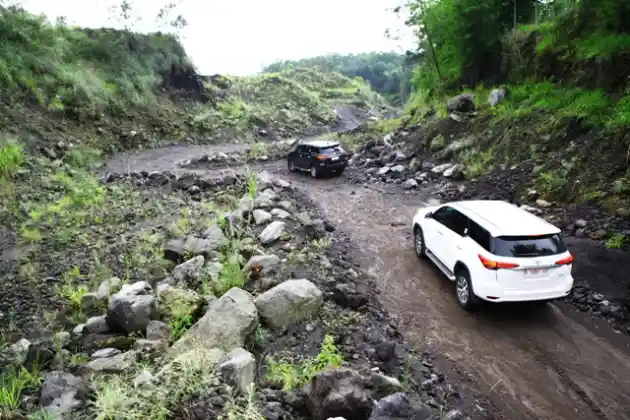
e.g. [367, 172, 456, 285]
[0, 7, 193, 117]
[212, 253, 246, 297]
[0, 136, 25, 178]
[0, 365, 43, 417]
[91, 346, 222, 420]
[264, 335, 343, 391]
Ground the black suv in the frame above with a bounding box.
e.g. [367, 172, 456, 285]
[287, 140, 350, 177]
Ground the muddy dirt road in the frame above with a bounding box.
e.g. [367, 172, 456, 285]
[104, 153, 630, 420]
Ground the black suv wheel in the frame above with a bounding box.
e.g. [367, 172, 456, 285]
[288, 157, 297, 172]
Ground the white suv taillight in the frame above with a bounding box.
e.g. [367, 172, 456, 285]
[478, 254, 519, 270]
[555, 254, 574, 265]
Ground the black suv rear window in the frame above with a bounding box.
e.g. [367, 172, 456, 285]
[319, 146, 341, 154]
[492, 234, 567, 257]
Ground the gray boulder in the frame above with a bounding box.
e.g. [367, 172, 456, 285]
[40, 372, 90, 417]
[171, 287, 257, 353]
[254, 279, 323, 330]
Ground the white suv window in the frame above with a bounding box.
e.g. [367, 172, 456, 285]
[468, 220, 491, 251]
[493, 234, 567, 258]
[433, 206, 468, 236]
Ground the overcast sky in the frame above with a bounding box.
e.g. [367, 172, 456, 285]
[18, 0, 415, 75]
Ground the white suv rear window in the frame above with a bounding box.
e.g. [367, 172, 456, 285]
[493, 234, 567, 258]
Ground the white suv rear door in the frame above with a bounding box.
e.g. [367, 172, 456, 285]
[489, 234, 573, 295]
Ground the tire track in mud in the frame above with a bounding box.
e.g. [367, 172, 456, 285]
[102, 153, 630, 420]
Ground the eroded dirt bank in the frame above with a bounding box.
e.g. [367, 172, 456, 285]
[102, 152, 630, 420]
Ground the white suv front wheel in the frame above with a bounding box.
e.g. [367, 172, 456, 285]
[413, 226, 427, 258]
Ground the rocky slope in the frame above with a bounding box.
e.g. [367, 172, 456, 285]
[0, 168, 475, 419]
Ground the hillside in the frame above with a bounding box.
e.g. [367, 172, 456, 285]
[263, 52, 412, 105]
[363, 0, 630, 249]
[0, 7, 390, 156]
[0, 8, 410, 420]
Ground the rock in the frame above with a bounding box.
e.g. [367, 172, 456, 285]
[616, 207, 630, 218]
[116, 281, 152, 297]
[270, 208, 291, 219]
[216, 347, 256, 394]
[444, 409, 466, 420]
[401, 179, 418, 189]
[394, 151, 407, 162]
[202, 225, 228, 248]
[370, 373, 404, 399]
[165, 230, 227, 261]
[106, 292, 157, 334]
[488, 88, 507, 106]
[329, 282, 368, 309]
[253, 209, 273, 225]
[260, 188, 277, 200]
[575, 219, 588, 228]
[84, 315, 109, 334]
[259, 221, 286, 245]
[40, 372, 90, 416]
[81, 332, 137, 352]
[446, 93, 475, 113]
[443, 164, 464, 179]
[96, 277, 121, 300]
[305, 368, 372, 420]
[85, 351, 137, 374]
[369, 392, 433, 419]
[91, 348, 122, 359]
[176, 173, 197, 189]
[520, 204, 542, 215]
[11, 338, 31, 363]
[390, 164, 405, 174]
[436, 137, 474, 160]
[236, 195, 254, 218]
[273, 177, 291, 189]
[171, 287, 257, 353]
[255, 279, 323, 330]
[157, 285, 205, 320]
[257, 171, 274, 188]
[535, 199, 552, 208]
[377, 167, 390, 176]
[134, 339, 168, 353]
[277, 200, 293, 211]
[171, 255, 205, 285]
[243, 254, 281, 277]
[431, 163, 452, 174]
[146, 320, 171, 341]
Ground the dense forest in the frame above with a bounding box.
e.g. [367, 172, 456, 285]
[263, 52, 413, 105]
[404, 0, 630, 103]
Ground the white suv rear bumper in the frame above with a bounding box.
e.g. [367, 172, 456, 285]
[473, 274, 574, 302]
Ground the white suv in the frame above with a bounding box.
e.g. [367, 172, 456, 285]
[412, 200, 574, 309]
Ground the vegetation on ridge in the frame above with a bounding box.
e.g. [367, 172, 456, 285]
[378, 0, 630, 225]
[263, 52, 412, 105]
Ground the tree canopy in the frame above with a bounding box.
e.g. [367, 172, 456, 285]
[404, 0, 630, 97]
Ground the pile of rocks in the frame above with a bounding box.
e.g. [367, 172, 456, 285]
[177, 142, 292, 170]
[3, 170, 476, 419]
[344, 127, 468, 190]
